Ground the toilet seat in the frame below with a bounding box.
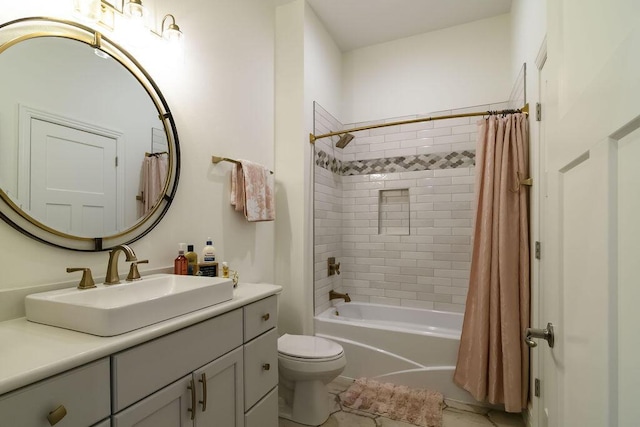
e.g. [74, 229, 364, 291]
[278, 334, 344, 361]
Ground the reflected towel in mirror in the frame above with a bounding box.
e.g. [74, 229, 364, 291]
[230, 160, 275, 221]
[140, 152, 168, 216]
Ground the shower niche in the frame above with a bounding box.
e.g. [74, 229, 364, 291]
[378, 189, 410, 235]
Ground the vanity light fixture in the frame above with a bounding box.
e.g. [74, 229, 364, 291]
[72, 0, 184, 45]
[123, 0, 147, 19]
[160, 14, 183, 43]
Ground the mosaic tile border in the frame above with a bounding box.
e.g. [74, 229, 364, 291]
[315, 150, 343, 174]
[315, 149, 475, 176]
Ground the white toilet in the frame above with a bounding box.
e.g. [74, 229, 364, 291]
[278, 334, 346, 426]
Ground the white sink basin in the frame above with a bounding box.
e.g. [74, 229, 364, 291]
[25, 274, 234, 336]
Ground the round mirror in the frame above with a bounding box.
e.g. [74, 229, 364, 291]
[0, 17, 180, 251]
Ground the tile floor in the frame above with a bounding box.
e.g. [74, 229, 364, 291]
[279, 378, 525, 427]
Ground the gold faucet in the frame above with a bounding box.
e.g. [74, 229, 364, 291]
[329, 289, 351, 302]
[105, 245, 137, 285]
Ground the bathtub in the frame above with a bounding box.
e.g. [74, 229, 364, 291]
[315, 302, 477, 404]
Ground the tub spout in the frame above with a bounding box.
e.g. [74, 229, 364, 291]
[329, 289, 351, 303]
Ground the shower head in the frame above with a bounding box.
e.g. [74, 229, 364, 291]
[336, 133, 354, 149]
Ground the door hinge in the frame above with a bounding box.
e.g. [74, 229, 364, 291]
[535, 241, 541, 260]
[115, 156, 118, 167]
[535, 378, 541, 397]
[536, 103, 542, 121]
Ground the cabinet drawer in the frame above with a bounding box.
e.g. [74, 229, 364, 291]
[0, 358, 110, 427]
[245, 386, 278, 427]
[244, 295, 277, 341]
[112, 309, 242, 412]
[244, 328, 278, 409]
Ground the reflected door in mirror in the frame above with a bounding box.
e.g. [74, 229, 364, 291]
[29, 119, 118, 237]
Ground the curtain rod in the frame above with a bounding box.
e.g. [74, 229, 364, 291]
[309, 104, 529, 144]
[212, 156, 274, 174]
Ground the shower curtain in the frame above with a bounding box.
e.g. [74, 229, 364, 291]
[453, 113, 530, 412]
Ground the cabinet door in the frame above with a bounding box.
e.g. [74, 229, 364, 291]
[92, 419, 111, 427]
[112, 375, 193, 427]
[193, 347, 244, 427]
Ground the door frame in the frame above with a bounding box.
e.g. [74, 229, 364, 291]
[18, 104, 125, 230]
[527, 35, 547, 427]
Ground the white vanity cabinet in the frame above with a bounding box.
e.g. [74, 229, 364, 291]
[111, 295, 279, 426]
[111, 309, 244, 426]
[0, 286, 281, 427]
[0, 358, 110, 427]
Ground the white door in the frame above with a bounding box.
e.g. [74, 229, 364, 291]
[30, 118, 117, 236]
[537, 1, 640, 425]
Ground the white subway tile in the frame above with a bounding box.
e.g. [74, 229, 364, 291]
[452, 193, 474, 202]
[434, 168, 472, 177]
[385, 290, 417, 299]
[417, 127, 452, 138]
[435, 269, 470, 279]
[370, 265, 401, 275]
[435, 286, 468, 296]
[385, 147, 418, 157]
[356, 272, 385, 281]
[416, 292, 452, 303]
[433, 116, 471, 128]
[418, 276, 452, 286]
[433, 252, 470, 262]
[370, 172, 401, 181]
[400, 121, 434, 132]
[452, 124, 478, 134]
[385, 274, 418, 284]
[370, 125, 401, 136]
[417, 144, 452, 154]
[385, 258, 417, 267]
[355, 135, 385, 145]
[451, 142, 477, 152]
[401, 137, 434, 149]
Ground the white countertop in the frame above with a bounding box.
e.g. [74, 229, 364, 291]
[0, 282, 282, 396]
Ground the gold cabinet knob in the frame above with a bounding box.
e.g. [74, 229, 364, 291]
[262, 313, 270, 321]
[47, 405, 67, 426]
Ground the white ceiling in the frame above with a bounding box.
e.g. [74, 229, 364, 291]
[305, 0, 512, 52]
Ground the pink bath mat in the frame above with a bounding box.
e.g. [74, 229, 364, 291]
[339, 378, 444, 427]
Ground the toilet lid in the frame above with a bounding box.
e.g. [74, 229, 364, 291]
[278, 334, 344, 359]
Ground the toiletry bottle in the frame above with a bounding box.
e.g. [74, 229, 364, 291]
[185, 244, 198, 275]
[222, 262, 229, 278]
[202, 238, 216, 263]
[174, 243, 188, 275]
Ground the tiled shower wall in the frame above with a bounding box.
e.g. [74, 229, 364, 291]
[314, 102, 509, 315]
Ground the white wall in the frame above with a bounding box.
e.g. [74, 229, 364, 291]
[0, 0, 275, 299]
[342, 14, 512, 124]
[274, 0, 342, 334]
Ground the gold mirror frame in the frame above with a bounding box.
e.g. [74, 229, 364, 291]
[0, 17, 180, 251]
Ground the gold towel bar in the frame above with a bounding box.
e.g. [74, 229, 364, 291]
[212, 156, 273, 174]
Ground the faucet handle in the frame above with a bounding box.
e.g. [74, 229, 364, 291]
[126, 260, 149, 281]
[67, 268, 96, 290]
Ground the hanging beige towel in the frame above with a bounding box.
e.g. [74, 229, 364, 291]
[140, 153, 168, 216]
[230, 160, 275, 221]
